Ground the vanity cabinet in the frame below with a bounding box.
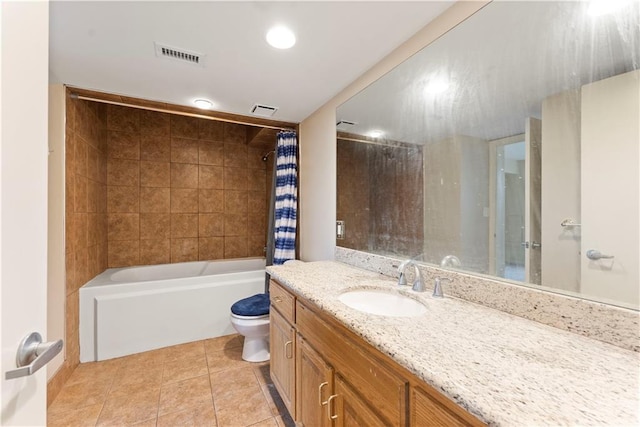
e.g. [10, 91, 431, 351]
[269, 279, 484, 427]
[296, 335, 333, 427]
[269, 294, 296, 416]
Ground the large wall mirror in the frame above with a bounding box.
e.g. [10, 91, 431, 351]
[336, 1, 639, 310]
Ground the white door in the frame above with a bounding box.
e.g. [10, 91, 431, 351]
[581, 70, 640, 308]
[1, 1, 50, 425]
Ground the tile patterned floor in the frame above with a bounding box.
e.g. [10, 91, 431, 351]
[48, 335, 295, 427]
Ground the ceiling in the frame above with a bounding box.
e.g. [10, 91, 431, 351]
[337, 1, 640, 144]
[49, 1, 454, 124]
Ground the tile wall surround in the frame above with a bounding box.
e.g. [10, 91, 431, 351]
[51, 90, 110, 405]
[104, 103, 271, 267]
[335, 246, 640, 352]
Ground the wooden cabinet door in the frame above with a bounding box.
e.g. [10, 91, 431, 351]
[332, 375, 388, 427]
[296, 335, 334, 427]
[270, 308, 296, 416]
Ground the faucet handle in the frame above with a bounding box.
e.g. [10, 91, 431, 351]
[433, 277, 451, 298]
[397, 259, 411, 286]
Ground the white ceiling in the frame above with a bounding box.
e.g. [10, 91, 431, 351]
[49, 1, 454, 124]
[337, 1, 640, 144]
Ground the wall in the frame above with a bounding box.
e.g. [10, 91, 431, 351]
[336, 140, 424, 255]
[541, 90, 581, 293]
[299, 1, 490, 261]
[49, 90, 109, 405]
[47, 84, 66, 379]
[423, 134, 489, 272]
[103, 104, 269, 267]
[580, 70, 640, 308]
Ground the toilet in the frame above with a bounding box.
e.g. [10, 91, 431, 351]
[230, 293, 270, 362]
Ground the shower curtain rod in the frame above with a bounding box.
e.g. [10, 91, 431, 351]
[70, 93, 297, 132]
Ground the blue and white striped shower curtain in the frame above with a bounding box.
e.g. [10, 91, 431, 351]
[273, 131, 298, 264]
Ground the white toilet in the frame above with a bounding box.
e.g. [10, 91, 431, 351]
[230, 294, 270, 362]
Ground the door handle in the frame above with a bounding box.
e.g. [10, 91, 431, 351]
[319, 381, 329, 406]
[327, 394, 338, 420]
[531, 241, 541, 249]
[5, 332, 63, 380]
[284, 340, 293, 359]
[586, 249, 614, 260]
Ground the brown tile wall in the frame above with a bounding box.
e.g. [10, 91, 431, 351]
[50, 90, 109, 405]
[337, 139, 424, 255]
[105, 104, 270, 267]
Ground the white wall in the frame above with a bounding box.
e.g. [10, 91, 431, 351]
[48, 84, 66, 378]
[298, 1, 490, 261]
[580, 70, 640, 308]
[541, 90, 581, 293]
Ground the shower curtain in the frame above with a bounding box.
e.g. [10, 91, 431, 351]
[271, 131, 298, 265]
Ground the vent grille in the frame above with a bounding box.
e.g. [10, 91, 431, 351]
[155, 42, 204, 66]
[251, 104, 278, 117]
[336, 120, 357, 130]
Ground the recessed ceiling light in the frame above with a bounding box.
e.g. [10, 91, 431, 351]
[266, 26, 296, 49]
[194, 99, 213, 109]
[367, 130, 384, 138]
[588, 0, 631, 16]
[424, 77, 450, 95]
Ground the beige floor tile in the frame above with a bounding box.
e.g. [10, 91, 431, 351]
[163, 353, 209, 384]
[96, 388, 160, 426]
[248, 417, 278, 427]
[158, 375, 213, 416]
[46, 403, 103, 427]
[210, 366, 260, 397]
[165, 341, 206, 363]
[131, 418, 158, 427]
[156, 402, 217, 427]
[252, 364, 272, 387]
[204, 334, 243, 354]
[109, 365, 164, 398]
[49, 378, 113, 414]
[121, 347, 169, 370]
[66, 359, 123, 386]
[260, 384, 280, 416]
[206, 346, 248, 373]
[214, 384, 272, 427]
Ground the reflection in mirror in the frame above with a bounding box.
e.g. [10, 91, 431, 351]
[336, 1, 640, 309]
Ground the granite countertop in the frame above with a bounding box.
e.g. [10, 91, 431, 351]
[266, 261, 640, 426]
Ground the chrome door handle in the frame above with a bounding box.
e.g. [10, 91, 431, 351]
[521, 241, 529, 248]
[586, 249, 614, 260]
[5, 332, 63, 380]
[531, 241, 541, 249]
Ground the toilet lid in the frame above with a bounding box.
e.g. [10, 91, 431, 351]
[231, 293, 270, 316]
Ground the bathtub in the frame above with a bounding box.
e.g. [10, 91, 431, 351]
[79, 258, 266, 362]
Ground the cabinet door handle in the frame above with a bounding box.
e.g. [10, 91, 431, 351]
[327, 394, 338, 420]
[284, 340, 293, 359]
[273, 296, 282, 303]
[319, 381, 329, 406]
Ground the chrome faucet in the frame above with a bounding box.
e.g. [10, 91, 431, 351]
[433, 277, 451, 298]
[397, 259, 425, 292]
[440, 255, 461, 268]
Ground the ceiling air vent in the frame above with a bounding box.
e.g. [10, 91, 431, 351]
[251, 104, 278, 117]
[336, 120, 357, 130]
[155, 42, 205, 67]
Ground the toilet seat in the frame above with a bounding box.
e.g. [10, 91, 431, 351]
[230, 313, 269, 320]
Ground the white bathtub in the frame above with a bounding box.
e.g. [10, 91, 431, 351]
[79, 258, 266, 362]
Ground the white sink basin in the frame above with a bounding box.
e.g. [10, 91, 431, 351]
[338, 289, 427, 317]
